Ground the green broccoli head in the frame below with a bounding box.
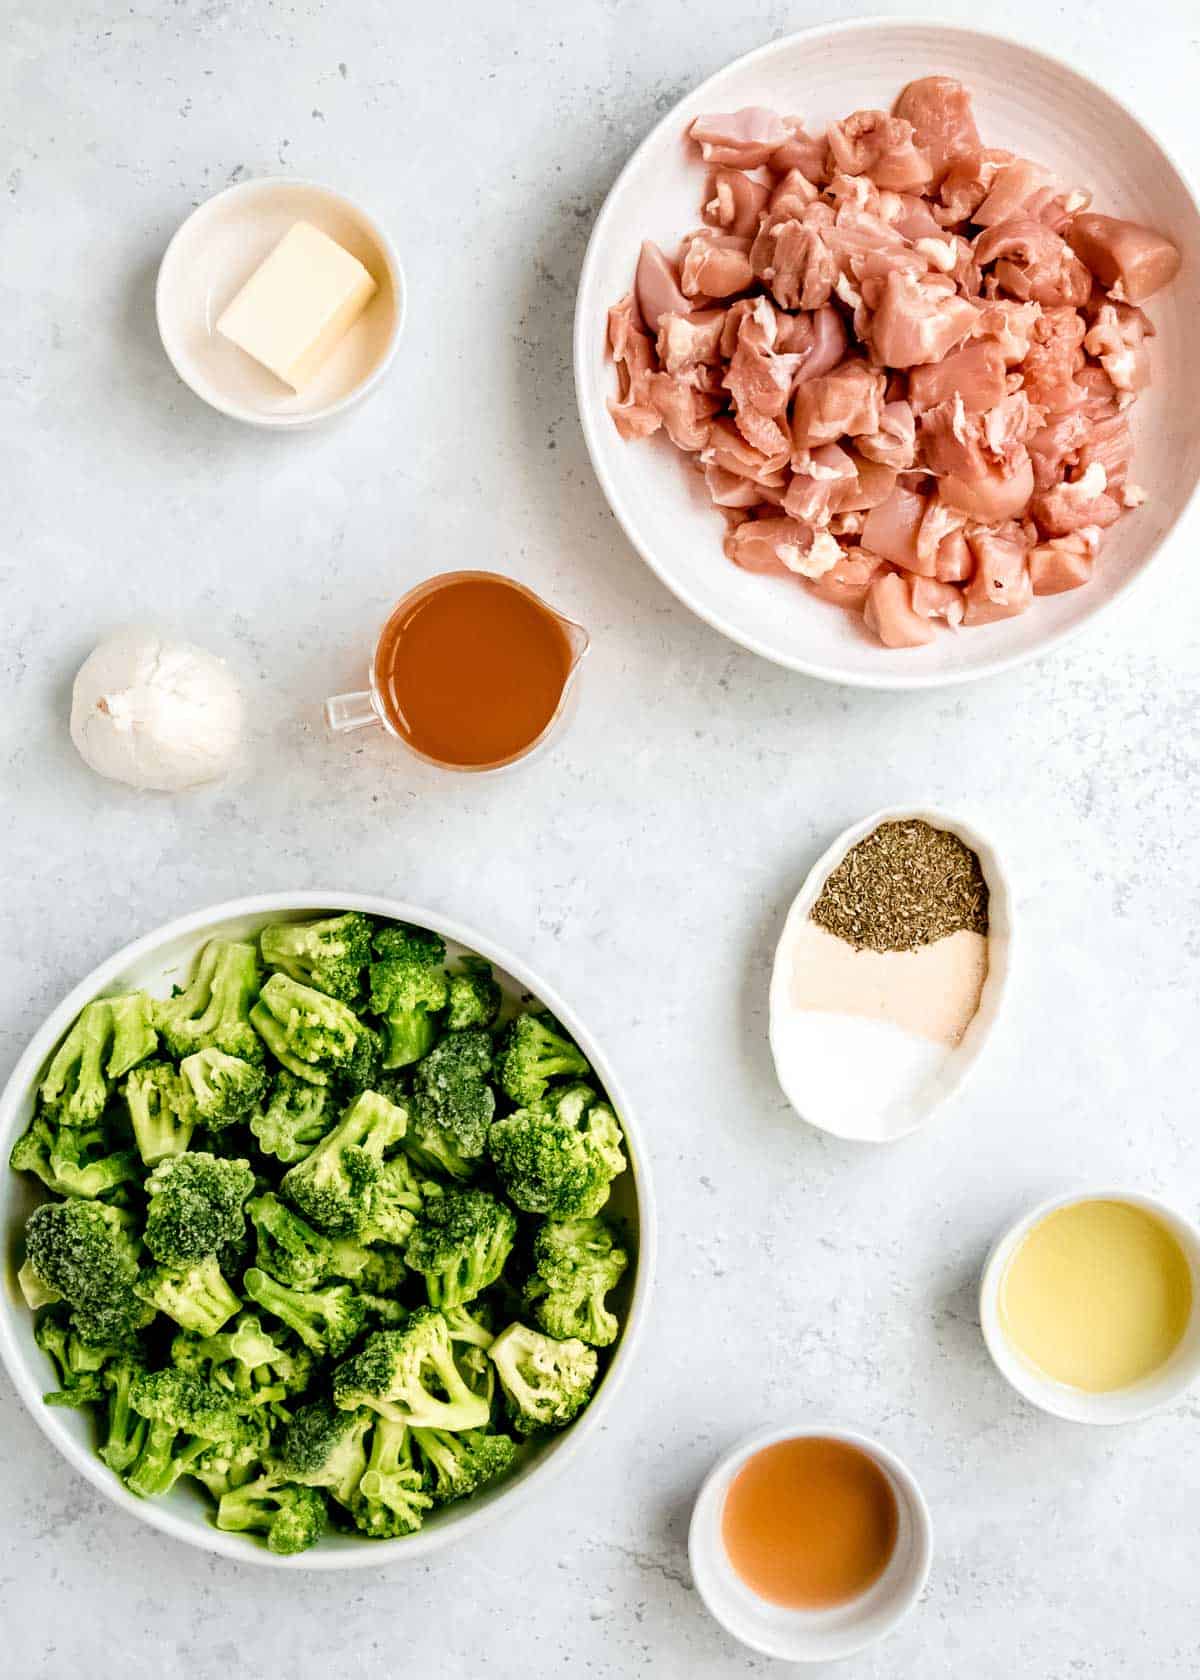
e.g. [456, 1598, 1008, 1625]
[23, 1197, 149, 1345]
[243, 1267, 366, 1358]
[180, 1047, 266, 1130]
[410, 1030, 496, 1157]
[331, 1021, 384, 1104]
[216, 1474, 328, 1554]
[10, 1111, 139, 1200]
[358, 1153, 425, 1248]
[260, 912, 374, 1004]
[488, 1322, 598, 1434]
[124, 1367, 246, 1498]
[279, 1089, 407, 1234]
[525, 1217, 629, 1347]
[352, 1417, 433, 1537]
[492, 1012, 590, 1107]
[35, 1305, 120, 1408]
[402, 1109, 480, 1184]
[250, 1070, 334, 1164]
[488, 1085, 626, 1218]
[412, 1426, 517, 1505]
[368, 924, 450, 1069]
[190, 1407, 271, 1500]
[124, 1060, 199, 1165]
[332, 1310, 490, 1431]
[405, 1189, 517, 1310]
[98, 1349, 149, 1474]
[153, 940, 263, 1063]
[40, 993, 158, 1124]
[172, 1310, 313, 1409]
[445, 958, 502, 1032]
[135, 1255, 242, 1336]
[143, 1151, 255, 1266]
[277, 1398, 372, 1506]
[246, 1191, 333, 1288]
[249, 973, 367, 1085]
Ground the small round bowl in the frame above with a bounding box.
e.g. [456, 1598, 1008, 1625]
[0, 893, 655, 1567]
[689, 1424, 932, 1663]
[768, 805, 1012, 1143]
[156, 178, 405, 428]
[574, 20, 1200, 688]
[980, 1188, 1200, 1424]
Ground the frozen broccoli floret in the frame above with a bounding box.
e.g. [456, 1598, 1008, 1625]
[412, 1426, 517, 1505]
[445, 957, 502, 1031]
[143, 1151, 255, 1265]
[217, 1475, 328, 1554]
[369, 924, 449, 1069]
[409, 1029, 495, 1157]
[190, 1408, 272, 1502]
[352, 1417, 433, 1537]
[488, 1085, 626, 1218]
[124, 1061, 198, 1164]
[492, 1012, 589, 1107]
[35, 1306, 118, 1407]
[243, 1267, 366, 1358]
[404, 1189, 517, 1310]
[180, 1047, 266, 1130]
[246, 1191, 333, 1288]
[10, 1111, 139, 1200]
[359, 1153, 425, 1248]
[250, 1070, 334, 1164]
[249, 973, 365, 1086]
[279, 1090, 407, 1235]
[259, 912, 374, 1004]
[331, 1021, 384, 1103]
[98, 1349, 149, 1474]
[524, 1216, 628, 1347]
[276, 1398, 372, 1506]
[401, 1111, 479, 1183]
[124, 1367, 246, 1499]
[332, 1310, 490, 1431]
[172, 1311, 312, 1408]
[135, 1256, 241, 1336]
[40, 994, 158, 1124]
[488, 1322, 598, 1435]
[154, 940, 263, 1062]
[22, 1198, 149, 1345]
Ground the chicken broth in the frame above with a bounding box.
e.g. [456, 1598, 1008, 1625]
[721, 1436, 899, 1610]
[375, 575, 574, 767]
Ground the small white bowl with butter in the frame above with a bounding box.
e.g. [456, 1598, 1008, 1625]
[768, 806, 1012, 1144]
[156, 178, 404, 427]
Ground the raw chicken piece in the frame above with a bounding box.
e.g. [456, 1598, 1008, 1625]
[750, 217, 836, 309]
[915, 496, 967, 570]
[769, 168, 819, 219]
[910, 575, 966, 625]
[827, 110, 933, 193]
[646, 373, 717, 451]
[888, 193, 945, 241]
[863, 573, 936, 646]
[1083, 302, 1152, 393]
[701, 416, 790, 484]
[935, 148, 1009, 225]
[837, 450, 899, 510]
[1029, 529, 1099, 594]
[635, 242, 693, 333]
[1076, 413, 1134, 486]
[781, 304, 849, 384]
[791, 359, 885, 451]
[770, 118, 829, 183]
[869, 271, 978, 367]
[690, 108, 790, 168]
[1066, 213, 1182, 303]
[656, 308, 726, 380]
[935, 529, 973, 582]
[725, 516, 841, 578]
[893, 77, 981, 187]
[1021, 305, 1086, 411]
[704, 169, 772, 240]
[1074, 364, 1122, 421]
[974, 217, 1091, 308]
[1028, 410, 1089, 490]
[855, 401, 917, 471]
[908, 340, 1007, 414]
[679, 229, 754, 298]
[973, 160, 1054, 228]
[704, 462, 763, 508]
[607, 293, 660, 439]
[921, 395, 1037, 522]
[808, 551, 885, 609]
[963, 528, 1033, 623]
[861, 484, 931, 574]
[971, 298, 1042, 364]
[783, 443, 859, 524]
[1031, 462, 1122, 536]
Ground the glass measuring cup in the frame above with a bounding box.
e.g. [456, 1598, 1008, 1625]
[325, 571, 590, 773]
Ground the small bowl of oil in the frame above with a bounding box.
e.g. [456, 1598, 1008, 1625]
[688, 1424, 932, 1663]
[980, 1188, 1200, 1424]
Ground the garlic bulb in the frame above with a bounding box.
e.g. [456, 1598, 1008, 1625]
[70, 628, 243, 792]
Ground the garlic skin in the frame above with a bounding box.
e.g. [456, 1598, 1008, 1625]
[70, 629, 243, 792]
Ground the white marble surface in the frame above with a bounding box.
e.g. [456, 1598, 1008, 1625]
[2, 1, 1199, 1674]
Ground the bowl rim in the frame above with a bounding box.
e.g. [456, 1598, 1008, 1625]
[978, 1185, 1200, 1424]
[573, 16, 1200, 690]
[155, 177, 407, 430]
[0, 891, 657, 1568]
[687, 1421, 933, 1661]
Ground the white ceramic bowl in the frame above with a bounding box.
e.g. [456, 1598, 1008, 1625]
[980, 1187, 1200, 1424]
[0, 893, 655, 1567]
[689, 1424, 932, 1662]
[156, 179, 405, 427]
[769, 805, 1012, 1142]
[574, 20, 1200, 688]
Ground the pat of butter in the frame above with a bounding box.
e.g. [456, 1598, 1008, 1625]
[216, 221, 378, 392]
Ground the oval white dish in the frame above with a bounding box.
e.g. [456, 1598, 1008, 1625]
[769, 805, 1011, 1142]
[0, 892, 655, 1568]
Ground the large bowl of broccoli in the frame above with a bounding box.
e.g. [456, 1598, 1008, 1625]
[0, 892, 653, 1566]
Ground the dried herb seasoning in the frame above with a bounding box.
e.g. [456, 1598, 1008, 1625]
[811, 820, 989, 953]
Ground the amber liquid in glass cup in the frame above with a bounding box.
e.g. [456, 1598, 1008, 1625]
[325, 572, 589, 772]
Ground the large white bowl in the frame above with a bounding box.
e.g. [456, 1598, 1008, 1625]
[574, 20, 1200, 688]
[0, 893, 655, 1568]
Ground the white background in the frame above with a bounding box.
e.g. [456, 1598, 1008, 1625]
[2, 2, 1199, 1675]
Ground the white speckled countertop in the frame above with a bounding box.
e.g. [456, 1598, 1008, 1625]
[3, 2, 1200, 1674]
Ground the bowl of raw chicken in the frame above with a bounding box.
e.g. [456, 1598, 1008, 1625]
[575, 21, 1200, 687]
